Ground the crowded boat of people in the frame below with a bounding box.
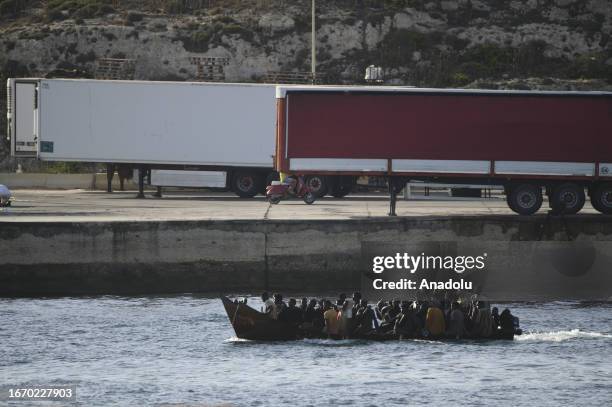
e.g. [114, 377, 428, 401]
[249, 292, 521, 340]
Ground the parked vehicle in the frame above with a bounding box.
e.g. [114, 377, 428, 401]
[6, 79, 336, 198]
[266, 176, 316, 204]
[0, 184, 11, 207]
[274, 85, 612, 215]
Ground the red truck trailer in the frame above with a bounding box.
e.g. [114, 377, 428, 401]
[275, 86, 612, 215]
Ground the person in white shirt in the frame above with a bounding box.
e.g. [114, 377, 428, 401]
[261, 292, 276, 319]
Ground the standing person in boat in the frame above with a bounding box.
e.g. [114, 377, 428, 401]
[337, 293, 347, 307]
[261, 292, 275, 317]
[347, 292, 361, 336]
[351, 292, 362, 311]
[353, 298, 379, 336]
[315, 299, 326, 331]
[416, 301, 429, 330]
[375, 300, 387, 321]
[271, 293, 286, 320]
[323, 300, 341, 339]
[469, 301, 493, 338]
[394, 301, 419, 339]
[279, 298, 303, 326]
[337, 299, 353, 338]
[300, 297, 308, 314]
[302, 299, 322, 334]
[446, 302, 466, 339]
[381, 299, 401, 323]
[498, 308, 515, 336]
[378, 300, 400, 333]
[353, 299, 372, 335]
[425, 300, 446, 339]
[491, 307, 500, 329]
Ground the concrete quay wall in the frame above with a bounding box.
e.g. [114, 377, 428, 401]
[1, 216, 612, 297]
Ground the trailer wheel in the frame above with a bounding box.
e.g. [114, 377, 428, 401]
[550, 183, 585, 215]
[331, 185, 351, 198]
[305, 175, 328, 197]
[507, 184, 542, 215]
[233, 172, 262, 198]
[591, 183, 612, 214]
[331, 176, 355, 198]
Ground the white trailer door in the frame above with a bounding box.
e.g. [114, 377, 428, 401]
[12, 81, 38, 157]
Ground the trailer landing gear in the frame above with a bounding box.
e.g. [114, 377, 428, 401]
[388, 177, 403, 216]
[106, 163, 114, 193]
[137, 166, 146, 199]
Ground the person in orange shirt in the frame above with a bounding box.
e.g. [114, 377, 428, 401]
[323, 300, 341, 339]
[425, 301, 446, 338]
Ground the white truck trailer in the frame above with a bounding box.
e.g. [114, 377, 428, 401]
[6, 78, 281, 197]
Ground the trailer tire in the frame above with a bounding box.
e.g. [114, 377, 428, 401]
[331, 176, 354, 198]
[233, 172, 262, 198]
[550, 183, 585, 215]
[305, 175, 329, 197]
[591, 183, 612, 214]
[331, 185, 351, 198]
[507, 184, 542, 215]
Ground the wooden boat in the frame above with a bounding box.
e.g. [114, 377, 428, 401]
[221, 296, 518, 341]
[222, 295, 301, 340]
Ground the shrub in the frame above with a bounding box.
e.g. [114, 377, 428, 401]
[46, 0, 114, 21]
[126, 12, 143, 23]
[75, 50, 96, 63]
[0, 0, 31, 17]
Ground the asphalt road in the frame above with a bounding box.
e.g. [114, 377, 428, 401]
[0, 189, 600, 222]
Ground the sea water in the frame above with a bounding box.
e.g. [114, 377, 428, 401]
[1, 297, 610, 406]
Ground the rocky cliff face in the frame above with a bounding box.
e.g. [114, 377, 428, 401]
[1, 0, 612, 170]
[2, 0, 612, 84]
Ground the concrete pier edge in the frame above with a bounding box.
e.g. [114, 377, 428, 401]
[2, 215, 612, 297]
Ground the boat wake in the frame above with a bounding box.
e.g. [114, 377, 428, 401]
[516, 329, 612, 342]
[224, 336, 252, 343]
